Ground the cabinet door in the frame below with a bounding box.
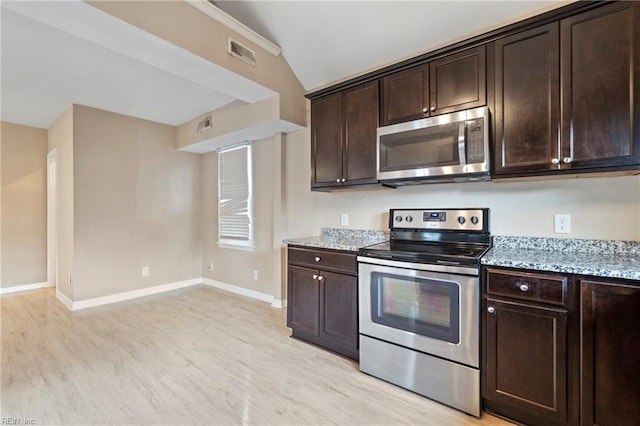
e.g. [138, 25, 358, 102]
[493, 23, 560, 175]
[580, 280, 640, 426]
[485, 298, 568, 423]
[319, 271, 358, 357]
[343, 81, 379, 186]
[561, 3, 640, 170]
[287, 265, 320, 335]
[311, 93, 343, 188]
[430, 45, 486, 115]
[381, 64, 429, 125]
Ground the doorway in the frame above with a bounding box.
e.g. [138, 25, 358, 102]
[47, 149, 57, 289]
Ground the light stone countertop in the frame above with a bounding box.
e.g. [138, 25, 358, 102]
[482, 236, 640, 281]
[284, 228, 388, 252]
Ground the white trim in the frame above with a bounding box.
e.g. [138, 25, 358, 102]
[185, 1, 281, 57]
[0, 282, 51, 295]
[272, 298, 287, 309]
[201, 278, 285, 309]
[56, 289, 73, 310]
[49, 278, 286, 311]
[67, 279, 201, 311]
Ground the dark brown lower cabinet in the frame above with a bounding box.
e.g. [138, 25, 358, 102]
[287, 247, 358, 360]
[580, 279, 640, 426]
[484, 298, 568, 426]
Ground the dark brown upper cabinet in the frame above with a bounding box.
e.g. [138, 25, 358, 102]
[311, 81, 379, 190]
[381, 65, 429, 125]
[494, 23, 560, 175]
[381, 46, 486, 126]
[560, 2, 640, 171]
[430, 45, 487, 115]
[494, 2, 640, 177]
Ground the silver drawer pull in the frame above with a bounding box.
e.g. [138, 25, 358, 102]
[519, 284, 529, 292]
[314, 256, 321, 262]
[487, 306, 495, 314]
[312, 274, 318, 280]
[318, 275, 324, 281]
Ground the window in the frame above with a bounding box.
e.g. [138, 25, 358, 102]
[218, 142, 253, 248]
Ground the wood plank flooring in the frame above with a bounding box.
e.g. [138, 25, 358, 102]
[1, 286, 512, 425]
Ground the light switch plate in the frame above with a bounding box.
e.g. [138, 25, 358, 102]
[341, 213, 349, 226]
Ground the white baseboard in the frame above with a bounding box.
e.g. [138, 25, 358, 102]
[56, 289, 74, 310]
[201, 278, 286, 309]
[272, 298, 287, 309]
[69, 278, 201, 311]
[0, 281, 50, 295]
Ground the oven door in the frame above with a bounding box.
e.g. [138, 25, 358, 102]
[358, 258, 479, 368]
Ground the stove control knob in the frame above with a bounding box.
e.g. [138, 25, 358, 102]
[458, 216, 466, 225]
[471, 216, 479, 225]
[395, 215, 403, 222]
[405, 216, 413, 223]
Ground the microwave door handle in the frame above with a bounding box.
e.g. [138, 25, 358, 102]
[458, 121, 467, 165]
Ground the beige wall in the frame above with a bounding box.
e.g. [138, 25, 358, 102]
[71, 105, 202, 301]
[0, 122, 48, 287]
[284, 110, 640, 241]
[201, 134, 285, 302]
[48, 108, 74, 298]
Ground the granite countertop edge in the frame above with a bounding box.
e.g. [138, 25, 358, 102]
[284, 231, 640, 280]
[482, 236, 640, 281]
[283, 228, 389, 253]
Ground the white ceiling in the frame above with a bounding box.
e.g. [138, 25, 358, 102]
[1, 0, 569, 130]
[0, 1, 274, 129]
[215, 0, 568, 91]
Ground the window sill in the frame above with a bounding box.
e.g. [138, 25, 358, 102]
[217, 242, 255, 252]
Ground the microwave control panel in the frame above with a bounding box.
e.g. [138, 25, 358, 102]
[466, 118, 485, 164]
[390, 208, 488, 232]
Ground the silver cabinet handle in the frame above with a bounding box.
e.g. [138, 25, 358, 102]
[430, 106, 436, 112]
[563, 157, 572, 164]
[487, 306, 496, 314]
[312, 274, 318, 280]
[551, 158, 560, 165]
[422, 107, 428, 113]
[314, 256, 321, 262]
[519, 284, 529, 292]
[336, 178, 341, 183]
[318, 275, 324, 281]
[341, 178, 346, 182]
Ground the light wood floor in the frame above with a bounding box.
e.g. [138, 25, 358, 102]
[1, 286, 512, 425]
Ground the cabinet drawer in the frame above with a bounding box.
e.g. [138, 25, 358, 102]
[288, 247, 357, 275]
[486, 268, 567, 306]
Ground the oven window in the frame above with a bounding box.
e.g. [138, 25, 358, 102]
[379, 123, 461, 172]
[371, 272, 460, 344]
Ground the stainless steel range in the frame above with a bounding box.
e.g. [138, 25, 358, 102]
[357, 208, 491, 417]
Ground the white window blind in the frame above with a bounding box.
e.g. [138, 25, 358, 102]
[218, 143, 253, 248]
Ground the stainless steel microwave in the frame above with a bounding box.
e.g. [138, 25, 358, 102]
[377, 106, 490, 185]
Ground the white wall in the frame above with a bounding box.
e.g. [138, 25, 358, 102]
[47, 108, 74, 299]
[284, 117, 640, 242]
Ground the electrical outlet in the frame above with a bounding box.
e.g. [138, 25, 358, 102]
[142, 266, 150, 277]
[68, 273, 72, 284]
[554, 214, 571, 234]
[207, 262, 214, 270]
[253, 270, 259, 280]
[341, 213, 349, 226]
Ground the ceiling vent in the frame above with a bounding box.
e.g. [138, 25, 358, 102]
[197, 116, 212, 133]
[228, 38, 256, 67]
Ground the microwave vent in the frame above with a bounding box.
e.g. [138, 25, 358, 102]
[228, 38, 256, 67]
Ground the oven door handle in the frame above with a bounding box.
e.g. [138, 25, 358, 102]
[357, 256, 478, 276]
